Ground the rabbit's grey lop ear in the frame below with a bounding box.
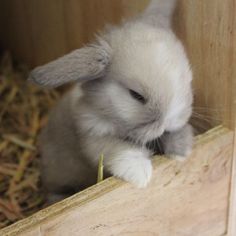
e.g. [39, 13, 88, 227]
[28, 43, 111, 88]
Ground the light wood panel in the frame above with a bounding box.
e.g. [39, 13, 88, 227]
[174, 0, 236, 128]
[0, 126, 233, 236]
[227, 128, 236, 236]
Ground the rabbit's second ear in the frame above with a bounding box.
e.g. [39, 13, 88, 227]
[28, 43, 111, 88]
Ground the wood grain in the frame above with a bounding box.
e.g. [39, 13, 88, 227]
[0, 0, 124, 66]
[174, 0, 236, 129]
[227, 128, 236, 236]
[0, 126, 233, 236]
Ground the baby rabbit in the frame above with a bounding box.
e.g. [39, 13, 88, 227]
[29, 0, 193, 202]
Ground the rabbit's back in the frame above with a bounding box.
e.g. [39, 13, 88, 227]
[39, 89, 97, 201]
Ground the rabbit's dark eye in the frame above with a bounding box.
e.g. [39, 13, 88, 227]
[129, 89, 146, 104]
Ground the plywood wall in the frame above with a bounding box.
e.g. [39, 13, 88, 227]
[174, 0, 236, 129]
[0, 0, 235, 128]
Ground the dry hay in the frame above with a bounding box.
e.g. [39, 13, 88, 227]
[0, 52, 61, 229]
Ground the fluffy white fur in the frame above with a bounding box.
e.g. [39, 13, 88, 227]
[30, 0, 193, 202]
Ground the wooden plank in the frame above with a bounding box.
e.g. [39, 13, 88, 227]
[227, 129, 236, 236]
[0, 0, 124, 66]
[0, 0, 34, 64]
[0, 126, 233, 236]
[174, 0, 236, 129]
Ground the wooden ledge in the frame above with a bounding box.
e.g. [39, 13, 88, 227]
[1, 126, 234, 236]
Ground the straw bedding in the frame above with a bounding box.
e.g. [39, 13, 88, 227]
[0, 52, 61, 228]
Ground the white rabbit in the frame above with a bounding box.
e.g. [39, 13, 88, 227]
[29, 0, 193, 203]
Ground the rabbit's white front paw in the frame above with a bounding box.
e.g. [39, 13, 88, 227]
[107, 150, 152, 188]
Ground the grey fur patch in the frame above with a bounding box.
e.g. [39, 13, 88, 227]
[161, 124, 194, 157]
[140, 0, 177, 28]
